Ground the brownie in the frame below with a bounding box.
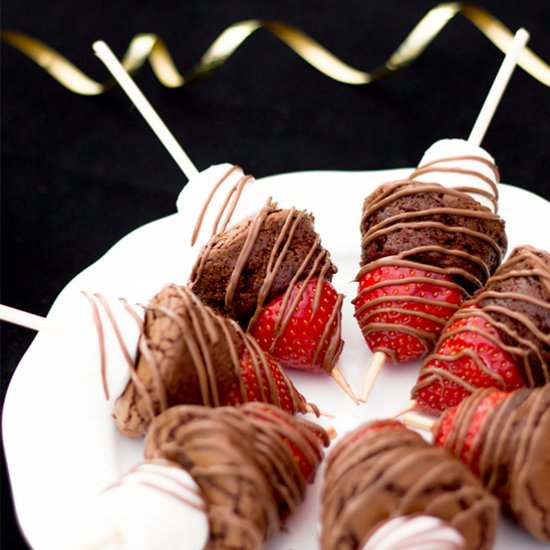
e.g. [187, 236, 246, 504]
[360, 181, 507, 293]
[189, 202, 337, 325]
[475, 246, 550, 385]
[321, 421, 498, 550]
[113, 284, 307, 437]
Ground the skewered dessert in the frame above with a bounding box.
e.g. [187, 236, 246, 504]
[412, 245, 550, 413]
[433, 386, 550, 541]
[351, 25, 530, 402]
[144, 402, 329, 547]
[108, 284, 312, 437]
[321, 419, 498, 550]
[188, 192, 355, 399]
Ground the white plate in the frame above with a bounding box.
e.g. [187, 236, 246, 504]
[3, 168, 550, 549]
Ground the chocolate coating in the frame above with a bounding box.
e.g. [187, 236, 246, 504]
[439, 386, 550, 541]
[113, 285, 306, 437]
[321, 421, 498, 550]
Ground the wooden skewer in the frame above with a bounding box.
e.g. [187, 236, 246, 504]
[400, 411, 436, 433]
[0, 304, 61, 334]
[331, 366, 360, 405]
[92, 40, 199, 181]
[393, 399, 418, 418]
[468, 28, 530, 146]
[358, 351, 385, 403]
[357, 29, 530, 405]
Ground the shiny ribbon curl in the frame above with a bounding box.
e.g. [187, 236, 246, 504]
[2, 2, 550, 95]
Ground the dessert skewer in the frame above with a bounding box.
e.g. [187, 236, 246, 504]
[355, 28, 529, 402]
[320, 419, 498, 550]
[401, 386, 550, 541]
[93, 40, 357, 403]
[75, 403, 329, 549]
[410, 245, 550, 414]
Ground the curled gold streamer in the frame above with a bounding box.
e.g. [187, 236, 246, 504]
[2, 2, 550, 95]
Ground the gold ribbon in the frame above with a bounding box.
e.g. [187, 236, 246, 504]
[2, 2, 550, 95]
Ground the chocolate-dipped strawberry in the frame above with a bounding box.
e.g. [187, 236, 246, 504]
[144, 403, 329, 546]
[189, 198, 356, 401]
[321, 419, 498, 550]
[433, 386, 550, 541]
[112, 284, 313, 437]
[352, 21, 531, 402]
[353, 175, 507, 400]
[412, 245, 550, 413]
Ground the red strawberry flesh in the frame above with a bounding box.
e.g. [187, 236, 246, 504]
[354, 264, 464, 363]
[250, 277, 343, 373]
[435, 390, 508, 475]
[222, 350, 306, 414]
[414, 306, 525, 413]
[242, 403, 329, 483]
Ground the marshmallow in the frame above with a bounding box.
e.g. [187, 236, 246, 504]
[363, 515, 465, 550]
[75, 462, 209, 550]
[176, 163, 267, 251]
[412, 139, 499, 212]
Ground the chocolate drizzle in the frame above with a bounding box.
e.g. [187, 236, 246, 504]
[438, 387, 550, 541]
[189, 199, 342, 373]
[321, 421, 498, 550]
[410, 154, 500, 213]
[353, 180, 506, 361]
[144, 403, 329, 548]
[103, 459, 207, 512]
[414, 246, 550, 401]
[92, 284, 308, 437]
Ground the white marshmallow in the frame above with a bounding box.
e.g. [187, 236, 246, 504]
[176, 163, 267, 251]
[363, 515, 465, 550]
[74, 462, 209, 550]
[413, 139, 499, 212]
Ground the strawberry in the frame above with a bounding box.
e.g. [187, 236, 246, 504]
[241, 402, 329, 483]
[249, 277, 343, 373]
[434, 390, 508, 475]
[413, 306, 525, 413]
[353, 264, 464, 363]
[221, 348, 308, 414]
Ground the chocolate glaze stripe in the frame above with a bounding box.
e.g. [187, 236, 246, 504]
[357, 255, 485, 290]
[218, 174, 254, 236]
[249, 207, 306, 326]
[412, 155, 500, 181]
[443, 389, 492, 464]
[451, 308, 536, 367]
[312, 293, 343, 372]
[104, 461, 207, 511]
[362, 183, 502, 220]
[362, 219, 504, 261]
[357, 257, 482, 285]
[354, 296, 461, 319]
[226, 200, 274, 308]
[358, 305, 453, 326]
[483, 305, 550, 344]
[191, 164, 247, 246]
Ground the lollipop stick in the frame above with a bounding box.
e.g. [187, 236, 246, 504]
[92, 40, 199, 181]
[393, 399, 417, 418]
[359, 351, 386, 403]
[0, 304, 61, 334]
[331, 366, 360, 404]
[400, 411, 436, 433]
[468, 28, 530, 146]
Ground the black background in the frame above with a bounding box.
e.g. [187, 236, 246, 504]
[2, 1, 549, 548]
